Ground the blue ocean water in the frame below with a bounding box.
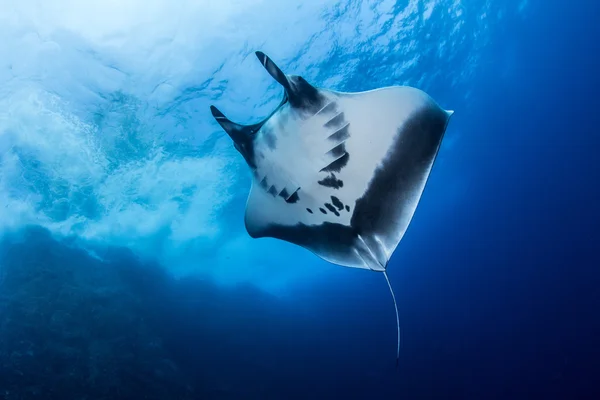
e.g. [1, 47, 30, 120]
[1, 0, 599, 398]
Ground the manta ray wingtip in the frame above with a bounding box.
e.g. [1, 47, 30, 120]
[446, 109, 455, 117]
[210, 105, 238, 127]
[209, 105, 245, 140]
[209, 105, 223, 118]
[255, 51, 273, 69]
[253, 51, 291, 92]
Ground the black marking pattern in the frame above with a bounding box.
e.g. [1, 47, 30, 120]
[258, 172, 301, 203]
[307, 208, 313, 214]
[320, 153, 349, 173]
[286, 190, 300, 204]
[279, 188, 290, 199]
[327, 143, 346, 158]
[319, 103, 351, 173]
[324, 112, 345, 128]
[316, 101, 338, 115]
[331, 196, 344, 210]
[263, 127, 277, 150]
[254, 99, 352, 204]
[318, 173, 344, 189]
[259, 176, 269, 190]
[324, 203, 340, 217]
[252, 104, 452, 271]
[286, 75, 327, 112]
[328, 124, 350, 142]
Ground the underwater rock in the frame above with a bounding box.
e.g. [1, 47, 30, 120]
[0, 227, 194, 400]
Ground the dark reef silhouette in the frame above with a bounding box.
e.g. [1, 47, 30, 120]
[0, 227, 194, 399]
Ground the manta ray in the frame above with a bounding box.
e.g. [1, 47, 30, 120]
[210, 51, 453, 366]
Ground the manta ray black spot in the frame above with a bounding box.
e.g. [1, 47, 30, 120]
[330, 196, 344, 210]
[319, 207, 327, 214]
[306, 208, 313, 214]
[345, 205, 350, 212]
[324, 113, 345, 128]
[267, 185, 278, 196]
[285, 190, 300, 204]
[321, 152, 349, 173]
[324, 203, 340, 217]
[318, 173, 343, 189]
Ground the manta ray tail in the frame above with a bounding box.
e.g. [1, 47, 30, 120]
[383, 270, 400, 368]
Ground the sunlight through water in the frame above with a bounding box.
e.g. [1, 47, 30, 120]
[0, 0, 528, 292]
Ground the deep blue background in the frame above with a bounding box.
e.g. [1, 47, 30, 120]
[1, 1, 599, 399]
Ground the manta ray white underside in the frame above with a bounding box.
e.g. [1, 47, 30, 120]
[210, 51, 454, 366]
